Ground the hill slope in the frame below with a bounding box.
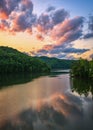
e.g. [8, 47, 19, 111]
[36, 56, 76, 69]
[0, 46, 50, 73]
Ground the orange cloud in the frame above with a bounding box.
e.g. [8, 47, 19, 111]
[37, 24, 45, 33]
[36, 34, 44, 41]
[43, 44, 54, 51]
[0, 11, 8, 19]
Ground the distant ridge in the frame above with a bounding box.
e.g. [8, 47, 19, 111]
[35, 56, 76, 69]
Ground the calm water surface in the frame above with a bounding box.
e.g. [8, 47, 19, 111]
[0, 70, 93, 130]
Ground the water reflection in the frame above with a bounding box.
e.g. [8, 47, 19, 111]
[0, 73, 48, 89]
[0, 71, 93, 130]
[0, 93, 93, 130]
[71, 77, 93, 98]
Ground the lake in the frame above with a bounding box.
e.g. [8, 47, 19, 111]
[0, 70, 93, 130]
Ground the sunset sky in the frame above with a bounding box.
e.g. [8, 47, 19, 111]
[0, 0, 93, 59]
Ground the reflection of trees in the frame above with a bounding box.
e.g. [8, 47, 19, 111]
[0, 73, 47, 89]
[0, 71, 69, 89]
[71, 78, 93, 98]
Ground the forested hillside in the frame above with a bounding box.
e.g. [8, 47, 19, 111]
[0, 46, 50, 73]
[36, 56, 76, 69]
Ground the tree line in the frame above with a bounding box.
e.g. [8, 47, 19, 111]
[71, 58, 93, 78]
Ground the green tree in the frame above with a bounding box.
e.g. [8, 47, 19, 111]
[0, 46, 50, 74]
[71, 58, 91, 78]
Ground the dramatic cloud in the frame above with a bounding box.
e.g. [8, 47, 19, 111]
[0, 0, 21, 19]
[0, 0, 36, 33]
[37, 13, 51, 32]
[32, 42, 89, 59]
[0, 0, 90, 59]
[32, 16, 85, 58]
[51, 8, 69, 25]
[0, 1, 70, 35]
[51, 16, 84, 44]
[0, 0, 84, 39]
[0, 19, 9, 31]
[20, 0, 33, 13]
[37, 8, 69, 34]
[35, 46, 89, 58]
[50, 48, 89, 54]
[0, 0, 33, 18]
[11, 12, 36, 32]
[83, 33, 93, 39]
[46, 6, 55, 12]
[34, 16, 84, 57]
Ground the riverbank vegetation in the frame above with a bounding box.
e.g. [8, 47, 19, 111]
[0, 46, 50, 74]
[71, 58, 93, 78]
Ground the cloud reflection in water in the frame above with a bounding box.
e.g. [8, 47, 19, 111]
[0, 73, 93, 130]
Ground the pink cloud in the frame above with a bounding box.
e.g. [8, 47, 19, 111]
[36, 17, 84, 53]
[51, 17, 84, 44]
[0, 1, 84, 45]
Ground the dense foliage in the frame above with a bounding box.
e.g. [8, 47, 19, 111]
[36, 56, 75, 69]
[0, 46, 50, 73]
[71, 58, 93, 78]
